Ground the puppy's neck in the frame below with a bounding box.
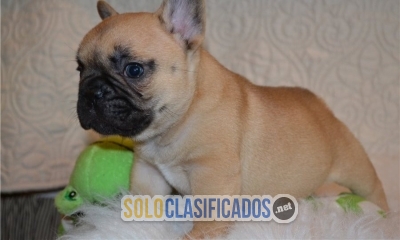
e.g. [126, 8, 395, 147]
[196, 50, 233, 101]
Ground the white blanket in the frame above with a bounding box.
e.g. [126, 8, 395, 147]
[60, 196, 399, 239]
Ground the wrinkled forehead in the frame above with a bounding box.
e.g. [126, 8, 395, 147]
[76, 12, 165, 63]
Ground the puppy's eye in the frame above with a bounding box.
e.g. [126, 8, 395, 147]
[124, 63, 144, 78]
[76, 59, 84, 72]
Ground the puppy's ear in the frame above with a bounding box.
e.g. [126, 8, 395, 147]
[157, 0, 205, 51]
[97, 0, 119, 20]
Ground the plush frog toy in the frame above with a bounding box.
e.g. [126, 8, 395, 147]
[55, 137, 134, 216]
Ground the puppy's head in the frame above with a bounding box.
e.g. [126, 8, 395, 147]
[76, 0, 205, 141]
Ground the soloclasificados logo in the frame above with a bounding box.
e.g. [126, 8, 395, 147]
[121, 194, 298, 223]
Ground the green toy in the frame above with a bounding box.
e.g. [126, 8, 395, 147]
[306, 193, 385, 217]
[55, 136, 134, 216]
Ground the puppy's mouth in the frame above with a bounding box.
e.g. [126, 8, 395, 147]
[77, 77, 153, 137]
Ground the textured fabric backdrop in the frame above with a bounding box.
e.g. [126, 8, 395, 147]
[1, 0, 399, 208]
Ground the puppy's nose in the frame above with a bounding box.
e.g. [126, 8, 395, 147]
[93, 87, 104, 99]
[85, 78, 112, 100]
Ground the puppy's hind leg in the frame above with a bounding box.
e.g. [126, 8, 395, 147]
[328, 128, 389, 212]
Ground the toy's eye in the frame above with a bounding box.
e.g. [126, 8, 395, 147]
[69, 191, 77, 199]
[124, 63, 144, 78]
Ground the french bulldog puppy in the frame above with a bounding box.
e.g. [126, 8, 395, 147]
[76, 0, 389, 238]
